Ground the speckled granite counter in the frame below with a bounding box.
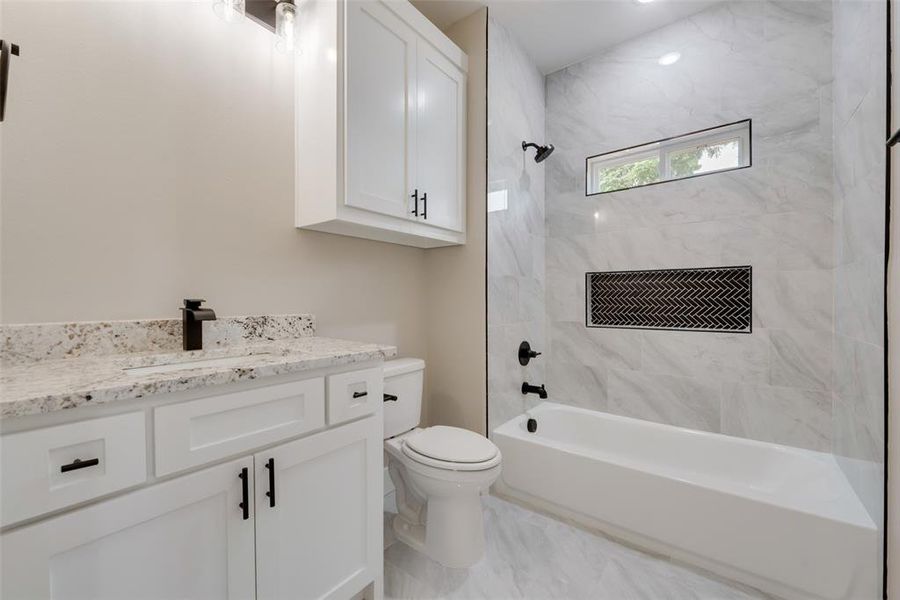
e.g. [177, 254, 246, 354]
[0, 315, 396, 419]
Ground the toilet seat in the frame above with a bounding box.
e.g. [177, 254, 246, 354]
[401, 426, 501, 472]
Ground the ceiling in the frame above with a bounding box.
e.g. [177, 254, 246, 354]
[411, 0, 722, 74]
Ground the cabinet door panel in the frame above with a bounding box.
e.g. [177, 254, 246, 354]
[1, 458, 255, 600]
[416, 41, 465, 232]
[255, 417, 382, 600]
[346, 0, 416, 219]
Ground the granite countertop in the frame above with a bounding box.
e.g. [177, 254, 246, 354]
[0, 315, 397, 419]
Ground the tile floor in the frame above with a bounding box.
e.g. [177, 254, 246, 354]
[384, 495, 771, 600]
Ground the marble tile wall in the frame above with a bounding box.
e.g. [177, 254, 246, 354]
[487, 17, 547, 430]
[831, 0, 886, 540]
[542, 1, 836, 452]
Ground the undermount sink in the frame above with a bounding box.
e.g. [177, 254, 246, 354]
[124, 354, 272, 376]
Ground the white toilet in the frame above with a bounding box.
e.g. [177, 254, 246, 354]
[383, 358, 502, 568]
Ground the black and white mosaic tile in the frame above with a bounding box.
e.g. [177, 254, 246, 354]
[587, 266, 752, 333]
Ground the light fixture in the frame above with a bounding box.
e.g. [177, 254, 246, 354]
[658, 51, 681, 66]
[233, 0, 301, 52]
[213, 0, 245, 23]
[275, 1, 298, 53]
[635, 0, 655, 4]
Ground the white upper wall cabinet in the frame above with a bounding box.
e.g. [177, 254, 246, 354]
[346, 1, 417, 221]
[296, 0, 468, 248]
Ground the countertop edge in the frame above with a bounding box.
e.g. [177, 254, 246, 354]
[2, 343, 398, 420]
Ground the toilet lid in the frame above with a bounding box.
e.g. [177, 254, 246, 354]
[404, 426, 499, 464]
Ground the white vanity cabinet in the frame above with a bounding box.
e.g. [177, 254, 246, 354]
[1, 365, 384, 600]
[255, 418, 382, 600]
[295, 0, 467, 248]
[1, 456, 258, 600]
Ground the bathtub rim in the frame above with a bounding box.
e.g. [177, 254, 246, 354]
[493, 402, 876, 531]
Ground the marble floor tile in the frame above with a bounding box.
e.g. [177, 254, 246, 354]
[384, 495, 769, 600]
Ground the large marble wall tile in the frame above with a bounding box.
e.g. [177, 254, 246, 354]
[550, 321, 643, 372]
[832, 0, 885, 125]
[768, 328, 832, 391]
[833, 334, 883, 404]
[605, 221, 723, 271]
[545, 269, 585, 324]
[720, 211, 834, 271]
[546, 358, 608, 411]
[607, 369, 721, 432]
[833, 391, 883, 464]
[753, 269, 833, 331]
[639, 330, 769, 385]
[834, 259, 884, 347]
[721, 382, 831, 451]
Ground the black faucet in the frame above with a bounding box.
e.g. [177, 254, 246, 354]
[181, 299, 216, 351]
[521, 382, 548, 399]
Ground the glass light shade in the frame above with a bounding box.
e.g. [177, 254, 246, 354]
[276, 1, 298, 53]
[213, 0, 245, 23]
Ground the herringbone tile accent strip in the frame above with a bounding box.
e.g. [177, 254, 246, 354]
[587, 266, 751, 333]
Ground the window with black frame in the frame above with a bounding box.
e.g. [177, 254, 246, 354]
[585, 120, 751, 195]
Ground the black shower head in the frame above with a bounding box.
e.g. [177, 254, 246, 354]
[522, 141, 555, 163]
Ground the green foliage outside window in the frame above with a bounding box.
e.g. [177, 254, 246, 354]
[597, 141, 732, 193]
[669, 142, 728, 178]
[598, 157, 660, 192]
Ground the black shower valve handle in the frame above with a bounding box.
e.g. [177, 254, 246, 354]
[518, 340, 542, 366]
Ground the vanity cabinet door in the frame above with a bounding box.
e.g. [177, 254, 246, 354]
[1, 457, 256, 600]
[346, 0, 417, 220]
[415, 40, 466, 233]
[255, 416, 383, 600]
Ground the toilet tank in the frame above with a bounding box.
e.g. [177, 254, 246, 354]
[383, 358, 425, 439]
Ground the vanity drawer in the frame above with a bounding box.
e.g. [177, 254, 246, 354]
[326, 367, 383, 425]
[154, 377, 325, 476]
[1, 412, 147, 527]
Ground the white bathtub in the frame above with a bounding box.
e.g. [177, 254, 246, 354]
[493, 402, 878, 600]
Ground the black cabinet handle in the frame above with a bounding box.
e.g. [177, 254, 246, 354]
[352, 390, 368, 398]
[383, 393, 398, 402]
[60, 457, 100, 473]
[0, 40, 20, 123]
[238, 467, 249, 520]
[410, 189, 419, 216]
[265, 458, 276, 508]
[421, 192, 428, 219]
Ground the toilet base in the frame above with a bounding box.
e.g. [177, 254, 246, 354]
[393, 494, 487, 568]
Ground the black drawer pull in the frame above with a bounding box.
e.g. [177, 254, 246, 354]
[421, 192, 428, 219]
[410, 189, 419, 216]
[265, 458, 276, 508]
[383, 393, 398, 402]
[352, 390, 368, 398]
[60, 457, 100, 473]
[238, 467, 249, 520]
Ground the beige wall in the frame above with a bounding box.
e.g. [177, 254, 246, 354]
[423, 8, 487, 434]
[0, 1, 427, 361]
